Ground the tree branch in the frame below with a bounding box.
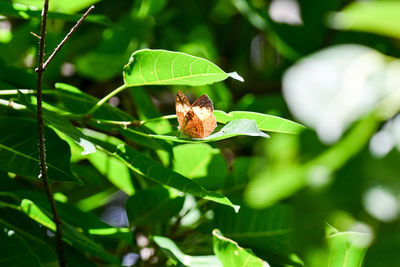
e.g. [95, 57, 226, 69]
[42, 5, 95, 70]
[36, 1, 66, 266]
[35, 1, 94, 267]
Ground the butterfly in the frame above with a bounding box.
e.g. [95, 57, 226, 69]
[175, 90, 217, 138]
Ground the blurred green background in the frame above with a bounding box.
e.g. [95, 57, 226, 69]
[1, 0, 400, 266]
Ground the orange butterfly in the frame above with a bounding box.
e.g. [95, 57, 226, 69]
[175, 90, 217, 138]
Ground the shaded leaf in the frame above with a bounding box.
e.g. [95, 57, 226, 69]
[0, 227, 43, 267]
[18, 91, 96, 155]
[213, 229, 266, 267]
[0, 117, 79, 183]
[126, 186, 184, 226]
[54, 83, 133, 121]
[20, 199, 120, 264]
[116, 144, 239, 211]
[153, 235, 222, 267]
[123, 49, 243, 87]
[215, 205, 300, 266]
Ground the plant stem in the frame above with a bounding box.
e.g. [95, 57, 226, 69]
[88, 84, 128, 114]
[36, 0, 65, 266]
[42, 5, 95, 70]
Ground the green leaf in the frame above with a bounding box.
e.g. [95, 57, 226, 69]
[116, 144, 239, 211]
[44, 111, 96, 155]
[126, 186, 184, 226]
[18, 91, 96, 155]
[152, 235, 223, 267]
[0, 227, 43, 267]
[326, 225, 370, 267]
[0, 117, 79, 183]
[88, 150, 135, 195]
[0, 1, 110, 25]
[214, 205, 299, 266]
[20, 199, 120, 264]
[173, 143, 227, 190]
[144, 119, 269, 143]
[54, 83, 133, 121]
[213, 229, 266, 267]
[123, 49, 243, 86]
[214, 110, 305, 134]
[329, 1, 400, 39]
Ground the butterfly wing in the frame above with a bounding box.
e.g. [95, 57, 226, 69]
[175, 90, 191, 129]
[181, 110, 204, 138]
[175, 91, 216, 138]
[191, 94, 217, 137]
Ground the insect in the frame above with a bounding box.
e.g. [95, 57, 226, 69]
[175, 90, 217, 138]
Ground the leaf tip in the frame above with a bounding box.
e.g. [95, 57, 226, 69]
[233, 204, 241, 213]
[227, 71, 244, 82]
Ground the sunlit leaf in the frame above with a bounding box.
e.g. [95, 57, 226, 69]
[116, 144, 239, 211]
[0, 117, 79, 183]
[326, 225, 370, 267]
[153, 235, 223, 267]
[213, 229, 266, 267]
[330, 1, 400, 39]
[88, 150, 135, 196]
[214, 110, 305, 134]
[0, 1, 110, 25]
[173, 143, 227, 190]
[123, 49, 243, 87]
[141, 119, 269, 143]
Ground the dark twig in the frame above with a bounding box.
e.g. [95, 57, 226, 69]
[42, 5, 95, 70]
[36, 1, 66, 266]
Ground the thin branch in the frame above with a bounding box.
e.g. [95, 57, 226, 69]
[36, 0, 65, 266]
[42, 5, 95, 70]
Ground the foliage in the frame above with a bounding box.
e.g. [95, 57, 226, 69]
[1, 0, 400, 266]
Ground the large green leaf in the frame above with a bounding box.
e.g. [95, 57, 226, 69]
[329, 1, 400, 39]
[214, 205, 301, 266]
[326, 225, 370, 267]
[9, 190, 132, 242]
[88, 150, 135, 195]
[0, 117, 79, 183]
[126, 186, 184, 226]
[123, 49, 243, 86]
[20, 199, 120, 264]
[142, 119, 269, 143]
[173, 143, 227, 190]
[18, 91, 96, 155]
[116, 144, 239, 211]
[0, 226, 43, 267]
[214, 110, 305, 134]
[54, 83, 133, 121]
[152, 235, 223, 267]
[213, 229, 266, 267]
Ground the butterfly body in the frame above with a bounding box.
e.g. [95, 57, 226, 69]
[175, 91, 217, 138]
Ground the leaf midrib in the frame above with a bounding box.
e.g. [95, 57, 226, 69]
[125, 72, 225, 86]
